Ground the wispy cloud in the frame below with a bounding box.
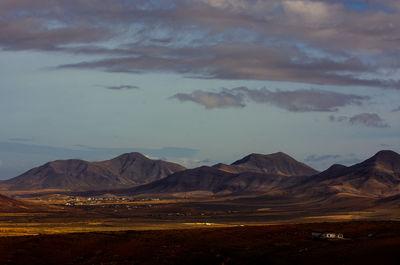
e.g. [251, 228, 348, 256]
[329, 113, 390, 128]
[349, 113, 390, 128]
[8, 137, 34, 142]
[171, 89, 245, 109]
[305, 154, 341, 163]
[58, 44, 400, 89]
[392, 106, 400, 112]
[171, 87, 369, 111]
[304, 152, 361, 170]
[0, 142, 197, 159]
[100, 85, 140, 90]
[168, 157, 215, 169]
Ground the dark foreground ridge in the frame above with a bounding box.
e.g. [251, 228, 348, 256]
[0, 221, 399, 265]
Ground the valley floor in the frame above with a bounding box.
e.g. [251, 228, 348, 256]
[0, 221, 399, 265]
[0, 195, 399, 237]
[0, 196, 399, 264]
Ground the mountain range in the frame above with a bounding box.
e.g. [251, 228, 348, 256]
[294, 150, 400, 197]
[2, 152, 185, 191]
[127, 150, 400, 199]
[1, 150, 400, 202]
[130, 152, 319, 197]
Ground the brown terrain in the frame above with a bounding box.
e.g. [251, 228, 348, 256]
[127, 167, 312, 197]
[103, 150, 400, 203]
[0, 150, 399, 264]
[0, 221, 399, 265]
[213, 152, 319, 176]
[103, 152, 320, 197]
[294, 150, 400, 197]
[2, 152, 185, 191]
[0, 194, 31, 212]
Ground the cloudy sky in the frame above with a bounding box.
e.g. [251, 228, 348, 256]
[1, 0, 399, 179]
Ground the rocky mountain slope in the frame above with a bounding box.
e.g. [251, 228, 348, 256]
[213, 152, 319, 176]
[4, 152, 185, 191]
[128, 152, 318, 196]
[294, 150, 400, 197]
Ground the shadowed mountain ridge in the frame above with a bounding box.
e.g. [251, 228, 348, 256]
[4, 152, 186, 191]
[213, 152, 319, 176]
[129, 152, 319, 196]
[295, 150, 400, 197]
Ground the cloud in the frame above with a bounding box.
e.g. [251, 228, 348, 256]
[392, 106, 400, 112]
[169, 157, 215, 169]
[305, 154, 341, 163]
[329, 115, 348, 123]
[0, 142, 197, 159]
[171, 89, 245, 109]
[101, 85, 140, 90]
[303, 152, 361, 170]
[235, 87, 369, 112]
[0, 16, 113, 51]
[349, 113, 390, 128]
[1, 0, 400, 88]
[329, 113, 390, 128]
[8, 137, 34, 142]
[171, 87, 369, 111]
[58, 44, 400, 89]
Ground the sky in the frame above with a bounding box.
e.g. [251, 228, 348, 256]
[0, 0, 399, 179]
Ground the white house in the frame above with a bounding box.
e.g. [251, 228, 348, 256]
[312, 232, 344, 239]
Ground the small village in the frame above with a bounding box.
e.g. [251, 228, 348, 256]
[63, 196, 161, 207]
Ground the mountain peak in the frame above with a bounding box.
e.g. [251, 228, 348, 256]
[232, 152, 290, 165]
[230, 152, 318, 176]
[300, 150, 400, 197]
[360, 150, 400, 174]
[327, 164, 348, 171]
[371, 150, 400, 161]
[113, 152, 149, 161]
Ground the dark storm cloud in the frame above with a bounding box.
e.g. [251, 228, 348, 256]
[329, 113, 390, 128]
[2, 0, 400, 88]
[171, 87, 369, 111]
